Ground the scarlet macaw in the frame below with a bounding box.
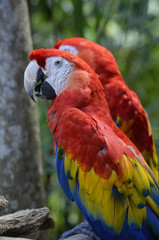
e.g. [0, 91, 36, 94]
[54, 38, 158, 181]
[24, 49, 159, 240]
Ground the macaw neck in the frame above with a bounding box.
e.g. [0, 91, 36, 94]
[95, 55, 124, 85]
[78, 47, 124, 85]
[80, 90, 111, 123]
[47, 83, 113, 131]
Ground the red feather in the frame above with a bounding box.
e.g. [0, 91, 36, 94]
[54, 38, 158, 180]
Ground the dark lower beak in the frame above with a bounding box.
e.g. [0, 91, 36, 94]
[36, 81, 57, 100]
[35, 68, 57, 100]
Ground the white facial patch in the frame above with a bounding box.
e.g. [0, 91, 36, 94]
[24, 60, 39, 92]
[44, 57, 74, 96]
[59, 45, 79, 55]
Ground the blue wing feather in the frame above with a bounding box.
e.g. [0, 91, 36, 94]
[56, 145, 63, 186]
[143, 206, 159, 239]
[56, 145, 74, 201]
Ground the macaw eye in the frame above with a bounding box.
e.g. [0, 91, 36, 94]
[55, 60, 63, 67]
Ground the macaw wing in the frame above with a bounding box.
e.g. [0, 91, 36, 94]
[62, 152, 159, 239]
[54, 108, 159, 239]
[107, 82, 158, 180]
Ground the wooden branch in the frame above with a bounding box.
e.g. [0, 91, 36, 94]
[0, 207, 54, 237]
[0, 196, 9, 211]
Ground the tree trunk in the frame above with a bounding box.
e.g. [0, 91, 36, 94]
[0, 0, 45, 215]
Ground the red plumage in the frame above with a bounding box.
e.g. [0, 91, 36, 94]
[46, 67, 140, 179]
[27, 48, 159, 239]
[54, 38, 158, 180]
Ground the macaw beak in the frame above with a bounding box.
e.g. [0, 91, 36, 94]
[24, 60, 40, 102]
[24, 60, 56, 102]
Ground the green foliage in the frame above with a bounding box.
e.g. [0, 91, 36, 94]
[28, 0, 159, 238]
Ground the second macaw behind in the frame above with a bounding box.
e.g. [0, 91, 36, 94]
[54, 38, 158, 181]
[24, 48, 159, 240]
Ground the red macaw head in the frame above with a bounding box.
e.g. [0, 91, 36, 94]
[24, 48, 99, 102]
[54, 37, 122, 84]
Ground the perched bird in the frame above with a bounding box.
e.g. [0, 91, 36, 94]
[54, 38, 158, 180]
[24, 48, 159, 240]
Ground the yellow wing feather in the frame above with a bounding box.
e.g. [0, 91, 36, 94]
[128, 199, 146, 229]
[64, 150, 158, 235]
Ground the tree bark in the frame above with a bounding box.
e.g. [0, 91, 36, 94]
[0, 0, 45, 215]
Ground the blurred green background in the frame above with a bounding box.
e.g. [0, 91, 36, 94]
[27, 0, 159, 239]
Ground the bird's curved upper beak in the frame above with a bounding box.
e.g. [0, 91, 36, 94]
[24, 60, 40, 102]
[24, 60, 56, 102]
